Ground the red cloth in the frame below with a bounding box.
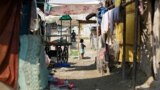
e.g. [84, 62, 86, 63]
[0, 0, 21, 89]
[98, 48, 106, 60]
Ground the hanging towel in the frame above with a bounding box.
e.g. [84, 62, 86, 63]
[101, 11, 109, 34]
[108, 9, 114, 35]
[0, 0, 21, 89]
[101, 9, 114, 35]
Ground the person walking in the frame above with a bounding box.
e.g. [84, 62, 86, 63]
[71, 30, 76, 42]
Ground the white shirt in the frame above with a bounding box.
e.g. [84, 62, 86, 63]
[101, 11, 109, 34]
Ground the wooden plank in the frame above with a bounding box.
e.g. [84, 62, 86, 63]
[46, 34, 71, 37]
[77, 20, 96, 24]
[132, 0, 139, 89]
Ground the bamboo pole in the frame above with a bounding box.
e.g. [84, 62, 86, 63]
[61, 20, 62, 40]
[78, 22, 80, 60]
[132, 0, 139, 89]
[69, 20, 72, 57]
[122, 1, 126, 80]
[96, 13, 99, 70]
[70, 20, 72, 42]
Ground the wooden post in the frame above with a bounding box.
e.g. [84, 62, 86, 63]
[96, 13, 99, 70]
[70, 20, 72, 43]
[132, 0, 139, 89]
[68, 20, 72, 57]
[78, 21, 80, 60]
[122, 0, 126, 80]
[60, 20, 62, 40]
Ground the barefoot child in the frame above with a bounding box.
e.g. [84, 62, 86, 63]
[80, 39, 86, 59]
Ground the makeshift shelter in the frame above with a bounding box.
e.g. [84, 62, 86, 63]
[59, 14, 72, 42]
[1, 0, 160, 90]
[45, 14, 72, 63]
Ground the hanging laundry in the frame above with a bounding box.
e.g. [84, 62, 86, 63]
[0, 0, 21, 89]
[98, 7, 108, 24]
[18, 35, 48, 90]
[101, 9, 114, 34]
[152, 0, 160, 80]
[113, 7, 124, 23]
[114, 0, 121, 7]
[101, 11, 109, 34]
[108, 9, 114, 35]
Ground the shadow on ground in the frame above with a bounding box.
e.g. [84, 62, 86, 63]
[68, 72, 132, 90]
[67, 62, 96, 71]
[82, 56, 91, 59]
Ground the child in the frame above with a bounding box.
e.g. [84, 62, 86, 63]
[80, 39, 86, 59]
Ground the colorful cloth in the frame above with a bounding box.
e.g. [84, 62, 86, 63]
[0, 0, 21, 89]
[18, 35, 48, 90]
[98, 7, 108, 24]
[101, 11, 109, 34]
[113, 7, 123, 23]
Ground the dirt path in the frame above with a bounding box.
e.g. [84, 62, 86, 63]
[54, 39, 131, 90]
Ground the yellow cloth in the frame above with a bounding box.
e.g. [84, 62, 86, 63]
[119, 46, 134, 62]
[114, 1, 137, 62]
[115, 23, 123, 44]
[126, 13, 135, 45]
[114, 0, 122, 7]
[126, 2, 135, 13]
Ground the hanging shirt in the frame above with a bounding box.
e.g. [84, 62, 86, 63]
[98, 7, 108, 24]
[101, 9, 113, 34]
[101, 11, 109, 34]
[108, 9, 114, 34]
[113, 7, 123, 23]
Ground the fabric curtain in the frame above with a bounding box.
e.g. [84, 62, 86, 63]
[18, 35, 48, 90]
[139, 0, 153, 77]
[0, 0, 22, 89]
[152, 0, 160, 80]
